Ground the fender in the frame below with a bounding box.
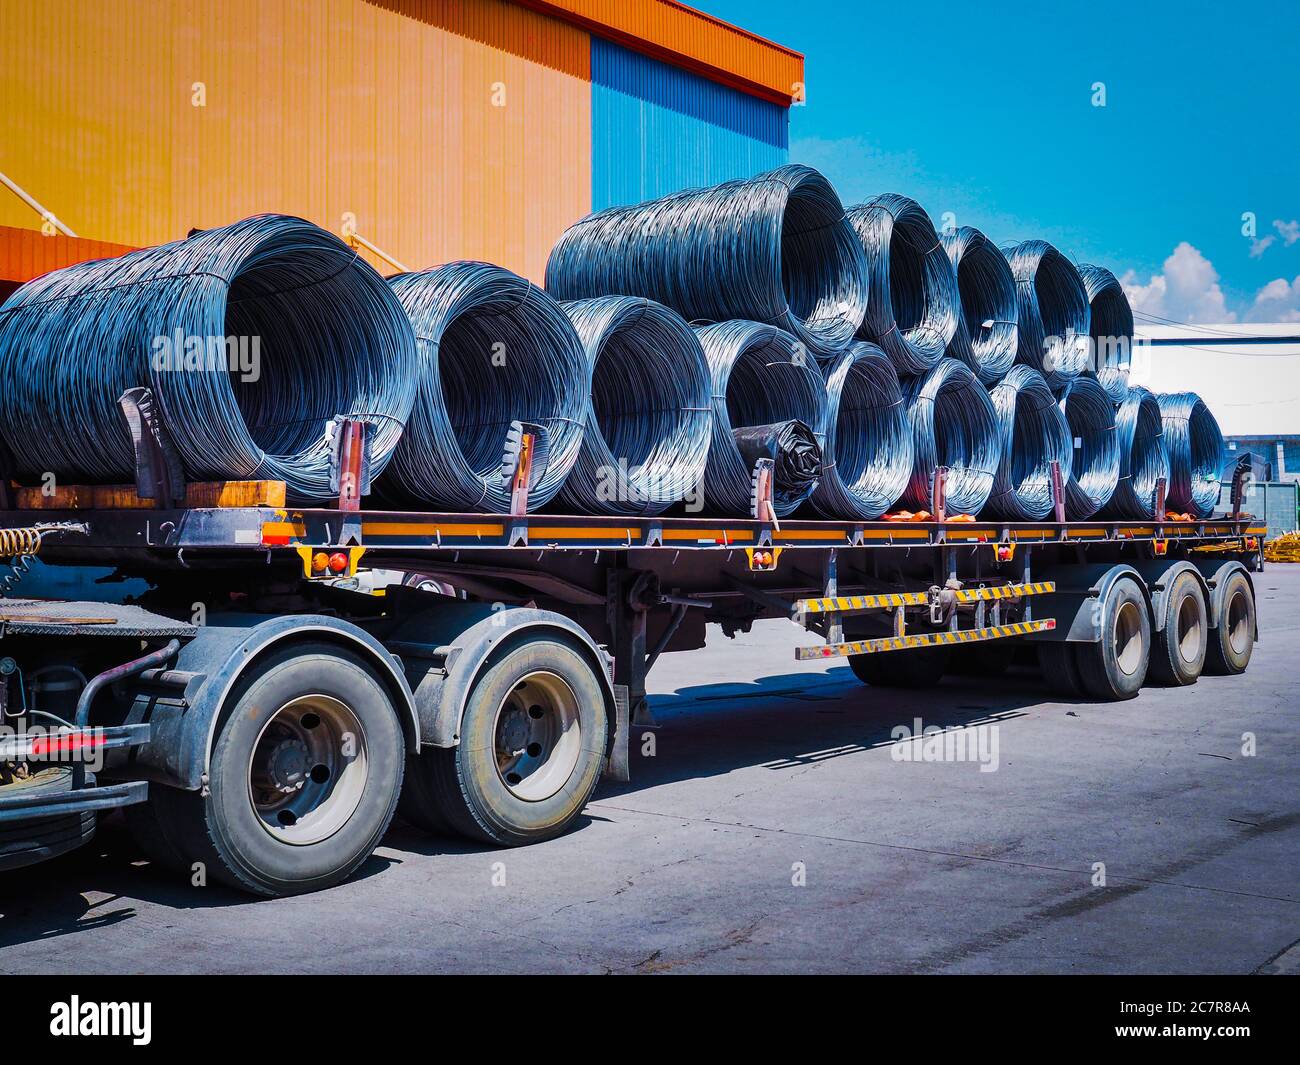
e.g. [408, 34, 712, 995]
[116, 614, 419, 791]
[1191, 559, 1258, 638]
[385, 601, 616, 749]
[1027, 563, 1150, 643]
[1125, 560, 1211, 632]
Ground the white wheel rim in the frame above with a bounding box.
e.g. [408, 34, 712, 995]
[247, 694, 368, 845]
[493, 670, 582, 802]
[1226, 590, 1250, 655]
[1176, 594, 1202, 664]
[1114, 600, 1144, 676]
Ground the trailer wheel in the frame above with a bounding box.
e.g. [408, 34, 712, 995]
[849, 645, 949, 688]
[402, 635, 608, 846]
[1150, 572, 1208, 686]
[1205, 570, 1255, 675]
[152, 642, 405, 896]
[1037, 642, 1084, 698]
[1075, 578, 1150, 700]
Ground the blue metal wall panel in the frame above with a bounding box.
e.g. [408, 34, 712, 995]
[591, 38, 789, 210]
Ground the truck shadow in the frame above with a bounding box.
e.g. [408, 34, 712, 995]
[595, 662, 1070, 799]
[0, 661, 1074, 950]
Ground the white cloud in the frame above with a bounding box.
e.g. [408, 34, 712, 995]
[1120, 242, 1236, 323]
[1249, 235, 1275, 258]
[1273, 219, 1300, 246]
[1245, 275, 1300, 323]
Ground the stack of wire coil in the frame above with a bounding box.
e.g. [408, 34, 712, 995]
[1078, 264, 1133, 400]
[545, 164, 868, 361]
[695, 321, 828, 517]
[0, 214, 418, 502]
[556, 297, 712, 515]
[901, 358, 1001, 515]
[384, 262, 588, 512]
[847, 194, 959, 375]
[1003, 240, 1091, 390]
[1055, 373, 1121, 519]
[1100, 384, 1170, 519]
[810, 342, 912, 520]
[941, 225, 1018, 385]
[1157, 391, 1224, 518]
[985, 366, 1073, 520]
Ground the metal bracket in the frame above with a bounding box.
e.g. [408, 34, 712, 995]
[119, 387, 185, 507]
[931, 464, 949, 523]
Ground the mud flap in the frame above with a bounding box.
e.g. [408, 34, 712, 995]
[604, 683, 631, 782]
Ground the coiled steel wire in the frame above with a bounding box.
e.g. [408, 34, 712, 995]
[985, 366, 1073, 520]
[1158, 392, 1224, 519]
[1078, 264, 1133, 386]
[1100, 384, 1170, 519]
[1056, 373, 1120, 519]
[941, 226, 1018, 384]
[901, 359, 1001, 515]
[1002, 240, 1091, 390]
[556, 297, 712, 515]
[1097, 367, 1131, 405]
[810, 342, 912, 520]
[384, 262, 588, 512]
[847, 194, 959, 375]
[546, 165, 867, 361]
[0, 214, 417, 502]
[695, 321, 828, 517]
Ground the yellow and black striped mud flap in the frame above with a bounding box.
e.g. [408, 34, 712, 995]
[795, 618, 1056, 660]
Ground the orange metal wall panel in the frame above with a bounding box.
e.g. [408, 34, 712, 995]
[512, 0, 803, 104]
[0, 226, 137, 285]
[0, 0, 592, 282]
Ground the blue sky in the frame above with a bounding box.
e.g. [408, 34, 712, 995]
[697, 0, 1300, 323]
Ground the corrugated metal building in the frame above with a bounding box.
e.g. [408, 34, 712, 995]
[0, 0, 800, 286]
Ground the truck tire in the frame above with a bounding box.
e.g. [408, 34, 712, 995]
[1205, 570, 1255, 675]
[402, 635, 608, 846]
[849, 645, 949, 688]
[1149, 571, 1208, 686]
[1037, 642, 1084, 698]
[0, 767, 96, 872]
[1074, 578, 1150, 700]
[150, 642, 405, 896]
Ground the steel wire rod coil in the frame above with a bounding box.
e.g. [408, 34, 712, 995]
[695, 321, 828, 517]
[1100, 384, 1170, 519]
[901, 359, 1001, 514]
[1078, 264, 1133, 387]
[941, 225, 1018, 384]
[384, 262, 589, 512]
[1055, 373, 1120, 519]
[847, 194, 959, 375]
[1002, 240, 1092, 390]
[545, 164, 867, 361]
[810, 342, 912, 520]
[556, 296, 712, 515]
[985, 365, 1073, 520]
[1097, 367, 1131, 405]
[0, 214, 418, 502]
[1158, 391, 1224, 518]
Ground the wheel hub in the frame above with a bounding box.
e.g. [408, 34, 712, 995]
[247, 694, 369, 846]
[493, 671, 582, 802]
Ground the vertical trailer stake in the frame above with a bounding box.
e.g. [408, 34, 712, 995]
[119, 387, 186, 507]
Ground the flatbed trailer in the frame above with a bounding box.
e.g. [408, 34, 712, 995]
[0, 498, 1267, 895]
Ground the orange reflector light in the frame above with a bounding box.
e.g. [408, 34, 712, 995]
[311, 552, 330, 574]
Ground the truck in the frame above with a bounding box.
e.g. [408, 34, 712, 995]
[0, 416, 1265, 896]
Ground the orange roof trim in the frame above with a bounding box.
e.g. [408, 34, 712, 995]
[512, 0, 804, 105]
[0, 226, 136, 286]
